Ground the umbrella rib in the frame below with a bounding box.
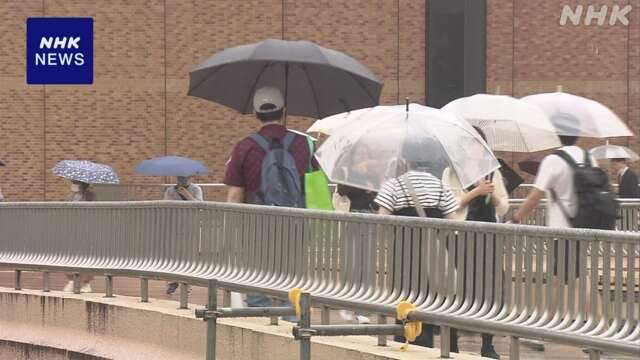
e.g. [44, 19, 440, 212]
[344, 71, 380, 106]
[241, 62, 273, 114]
[188, 63, 229, 96]
[300, 64, 321, 119]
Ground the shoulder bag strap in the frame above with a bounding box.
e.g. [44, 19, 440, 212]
[402, 173, 427, 218]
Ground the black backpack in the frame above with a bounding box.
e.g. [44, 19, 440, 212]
[552, 150, 618, 230]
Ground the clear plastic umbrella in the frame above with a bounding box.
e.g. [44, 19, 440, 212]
[590, 143, 639, 162]
[307, 108, 372, 135]
[522, 92, 634, 138]
[442, 94, 561, 152]
[315, 104, 500, 191]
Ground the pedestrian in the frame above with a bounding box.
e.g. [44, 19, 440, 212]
[62, 180, 95, 292]
[163, 176, 203, 201]
[441, 126, 508, 359]
[610, 158, 640, 198]
[333, 184, 377, 324]
[164, 176, 203, 295]
[511, 120, 615, 351]
[224, 86, 314, 310]
[374, 139, 459, 350]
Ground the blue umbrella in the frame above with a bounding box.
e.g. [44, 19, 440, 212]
[135, 156, 208, 177]
[53, 160, 119, 184]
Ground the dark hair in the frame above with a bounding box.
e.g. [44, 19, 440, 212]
[73, 181, 95, 201]
[611, 158, 627, 163]
[558, 135, 578, 146]
[472, 126, 487, 142]
[256, 108, 284, 122]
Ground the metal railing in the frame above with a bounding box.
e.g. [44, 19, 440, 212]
[0, 201, 638, 359]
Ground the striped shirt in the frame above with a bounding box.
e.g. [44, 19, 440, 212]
[374, 171, 458, 216]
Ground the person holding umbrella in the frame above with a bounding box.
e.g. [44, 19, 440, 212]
[53, 160, 120, 293]
[135, 155, 206, 294]
[611, 158, 639, 198]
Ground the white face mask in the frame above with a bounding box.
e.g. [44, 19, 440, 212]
[71, 184, 81, 193]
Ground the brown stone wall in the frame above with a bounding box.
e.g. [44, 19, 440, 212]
[0, 0, 637, 201]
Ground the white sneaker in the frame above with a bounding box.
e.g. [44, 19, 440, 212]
[80, 283, 92, 293]
[355, 315, 370, 324]
[62, 281, 74, 293]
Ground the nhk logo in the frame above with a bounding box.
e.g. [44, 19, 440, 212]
[26, 18, 93, 84]
[560, 4, 632, 26]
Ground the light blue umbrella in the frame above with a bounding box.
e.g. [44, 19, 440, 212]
[135, 156, 208, 177]
[53, 160, 120, 184]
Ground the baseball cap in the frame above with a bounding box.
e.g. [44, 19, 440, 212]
[253, 87, 284, 114]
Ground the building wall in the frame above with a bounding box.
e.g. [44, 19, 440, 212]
[0, 0, 637, 201]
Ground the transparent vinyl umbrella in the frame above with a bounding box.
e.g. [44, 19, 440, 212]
[590, 143, 639, 162]
[315, 104, 500, 191]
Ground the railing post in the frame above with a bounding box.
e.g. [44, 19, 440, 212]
[440, 325, 451, 358]
[222, 289, 231, 307]
[206, 279, 218, 360]
[588, 349, 601, 360]
[377, 315, 387, 346]
[321, 306, 330, 325]
[140, 278, 149, 303]
[299, 292, 311, 360]
[14, 270, 21, 290]
[43, 272, 50, 292]
[73, 273, 81, 294]
[270, 297, 279, 325]
[179, 282, 189, 309]
[510, 336, 520, 360]
[105, 275, 114, 298]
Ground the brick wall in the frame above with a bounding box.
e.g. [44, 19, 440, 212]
[0, 0, 425, 201]
[0, 0, 637, 201]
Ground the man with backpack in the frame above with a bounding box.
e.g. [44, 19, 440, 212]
[511, 134, 616, 229]
[224, 86, 313, 309]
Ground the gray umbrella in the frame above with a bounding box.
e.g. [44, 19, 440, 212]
[187, 39, 382, 119]
[53, 160, 120, 184]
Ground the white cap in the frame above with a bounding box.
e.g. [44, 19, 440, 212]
[253, 87, 284, 114]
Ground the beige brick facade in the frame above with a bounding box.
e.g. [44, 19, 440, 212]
[0, 0, 637, 201]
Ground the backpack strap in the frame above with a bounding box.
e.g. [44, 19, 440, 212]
[249, 133, 271, 151]
[550, 150, 579, 225]
[553, 149, 578, 169]
[281, 132, 297, 151]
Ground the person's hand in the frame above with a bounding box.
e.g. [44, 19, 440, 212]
[177, 187, 195, 200]
[474, 180, 495, 196]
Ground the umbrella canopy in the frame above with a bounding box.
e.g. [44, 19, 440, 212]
[188, 39, 382, 119]
[315, 104, 500, 191]
[442, 94, 561, 152]
[53, 160, 119, 184]
[522, 92, 634, 138]
[307, 108, 372, 135]
[590, 144, 640, 162]
[518, 154, 546, 176]
[135, 156, 208, 177]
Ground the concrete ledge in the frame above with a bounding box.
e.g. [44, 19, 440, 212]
[0, 288, 483, 360]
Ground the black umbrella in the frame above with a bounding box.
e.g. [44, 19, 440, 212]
[518, 154, 546, 176]
[497, 158, 524, 194]
[188, 39, 382, 119]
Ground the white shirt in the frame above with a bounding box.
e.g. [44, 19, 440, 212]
[163, 184, 203, 201]
[533, 146, 598, 228]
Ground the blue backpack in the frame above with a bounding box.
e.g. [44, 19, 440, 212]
[250, 132, 305, 208]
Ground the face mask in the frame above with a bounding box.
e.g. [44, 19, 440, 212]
[71, 184, 81, 193]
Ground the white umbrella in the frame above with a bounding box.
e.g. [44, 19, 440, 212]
[590, 143, 639, 162]
[442, 94, 561, 152]
[315, 104, 500, 191]
[307, 108, 372, 135]
[522, 92, 634, 138]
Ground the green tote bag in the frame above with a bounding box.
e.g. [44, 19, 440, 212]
[305, 137, 334, 210]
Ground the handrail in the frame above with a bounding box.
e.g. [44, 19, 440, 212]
[0, 201, 638, 357]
